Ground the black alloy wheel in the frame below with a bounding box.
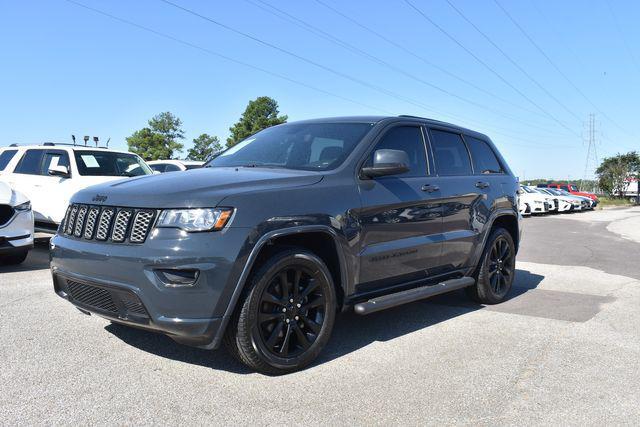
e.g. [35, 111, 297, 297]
[257, 266, 326, 358]
[224, 249, 336, 375]
[466, 227, 516, 304]
[487, 236, 514, 297]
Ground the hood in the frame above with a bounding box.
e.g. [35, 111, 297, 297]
[573, 191, 597, 200]
[71, 167, 324, 208]
[0, 181, 28, 206]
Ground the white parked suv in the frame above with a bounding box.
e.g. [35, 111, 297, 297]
[0, 181, 34, 265]
[0, 144, 153, 232]
[147, 159, 204, 173]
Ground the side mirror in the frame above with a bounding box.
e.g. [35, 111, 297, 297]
[48, 165, 70, 178]
[361, 149, 410, 179]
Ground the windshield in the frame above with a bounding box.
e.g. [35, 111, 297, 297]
[206, 122, 374, 171]
[521, 186, 535, 193]
[74, 151, 153, 177]
[570, 184, 579, 191]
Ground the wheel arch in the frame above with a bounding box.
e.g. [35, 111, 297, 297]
[208, 225, 349, 350]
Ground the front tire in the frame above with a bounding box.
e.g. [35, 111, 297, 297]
[466, 227, 515, 304]
[224, 248, 337, 375]
[0, 250, 29, 265]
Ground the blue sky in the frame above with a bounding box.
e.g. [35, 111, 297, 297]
[1, 0, 638, 180]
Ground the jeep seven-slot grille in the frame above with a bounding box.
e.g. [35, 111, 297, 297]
[61, 204, 156, 244]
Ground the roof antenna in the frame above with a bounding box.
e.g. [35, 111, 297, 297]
[93, 136, 99, 147]
[105, 137, 110, 148]
[83, 135, 89, 146]
[71, 135, 76, 146]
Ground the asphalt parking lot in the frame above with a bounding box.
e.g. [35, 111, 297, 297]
[2, 208, 640, 425]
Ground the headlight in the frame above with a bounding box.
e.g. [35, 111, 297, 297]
[14, 201, 31, 211]
[156, 208, 233, 232]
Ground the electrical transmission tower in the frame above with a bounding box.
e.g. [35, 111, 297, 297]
[582, 114, 599, 191]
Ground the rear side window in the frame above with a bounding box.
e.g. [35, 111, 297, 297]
[368, 126, 427, 177]
[0, 149, 18, 171]
[429, 130, 472, 176]
[150, 164, 166, 173]
[164, 164, 181, 172]
[465, 136, 503, 174]
[42, 151, 71, 174]
[14, 149, 44, 175]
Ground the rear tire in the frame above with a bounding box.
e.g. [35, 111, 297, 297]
[224, 248, 336, 375]
[0, 250, 29, 265]
[466, 227, 515, 304]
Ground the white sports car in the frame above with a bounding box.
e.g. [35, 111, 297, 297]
[536, 188, 575, 212]
[519, 185, 550, 215]
[0, 181, 34, 265]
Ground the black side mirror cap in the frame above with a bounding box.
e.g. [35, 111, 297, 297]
[361, 149, 410, 179]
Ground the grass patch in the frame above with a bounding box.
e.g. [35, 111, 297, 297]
[597, 196, 636, 208]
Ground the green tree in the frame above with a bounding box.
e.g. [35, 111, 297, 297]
[187, 133, 222, 161]
[227, 96, 287, 147]
[596, 152, 640, 197]
[126, 112, 185, 160]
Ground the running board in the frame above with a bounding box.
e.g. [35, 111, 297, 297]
[354, 277, 475, 315]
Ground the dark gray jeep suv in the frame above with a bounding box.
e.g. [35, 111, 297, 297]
[51, 115, 521, 374]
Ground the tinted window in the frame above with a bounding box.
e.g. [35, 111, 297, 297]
[207, 122, 373, 171]
[430, 130, 472, 176]
[560, 185, 569, 191]
[465, 136, 502, 174]
[14, 149, 44, 175]
[0, 149, 18, 171]
[42, 151, 70, 175]
[184, 164, 202, 170]
[164, 164, 181, 172]
[368, 126, 427, 177]
[150, 164, 166, 173]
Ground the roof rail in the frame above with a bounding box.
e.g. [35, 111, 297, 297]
[398, 114, 428, 120]
[2, 142, 111, 149]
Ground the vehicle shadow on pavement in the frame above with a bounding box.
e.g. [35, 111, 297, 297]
[0, 239, 50, 273]
[104, 323, 252, 374]
[104, 269, 544, 374]
[316, 268, 544, 366]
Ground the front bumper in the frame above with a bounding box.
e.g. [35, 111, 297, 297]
[50, 227, 250, 348]
[0, 209, 34, 254]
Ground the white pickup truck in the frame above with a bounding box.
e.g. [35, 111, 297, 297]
[0, 144, 153, 232]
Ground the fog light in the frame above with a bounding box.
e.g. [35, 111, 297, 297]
[155, 269, 200, 287]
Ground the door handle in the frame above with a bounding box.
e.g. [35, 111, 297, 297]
[475, 181, 490, 189]
[421, 184, 440, 193]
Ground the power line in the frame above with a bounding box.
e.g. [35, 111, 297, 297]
[311, 0, 554, 124]
[494, 0, 636, 139]
[159, 0, 575, 139]
[62, 0, 578, 152]
[62, 0, 390, 114]
[404, 0, 581, 138]
[604, 0, 640, 74]
[243, 0, 571, 137]
[442, 0, 583, 124]
[157, 0, 489, 122]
